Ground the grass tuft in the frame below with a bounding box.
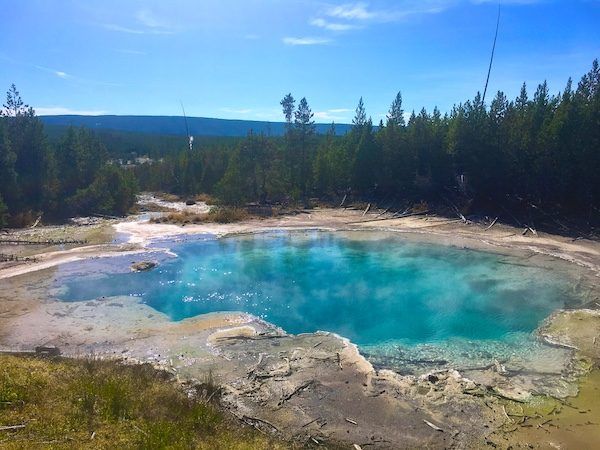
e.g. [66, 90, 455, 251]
[150, 206, 250, 225]
[0, 354, 290, 449]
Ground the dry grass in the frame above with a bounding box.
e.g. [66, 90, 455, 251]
[151, 207, 249, 225]
[0, 354, 289, 449]
[194, 193, 215, 205]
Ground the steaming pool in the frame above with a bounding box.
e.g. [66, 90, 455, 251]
[54, 231, 584, 374]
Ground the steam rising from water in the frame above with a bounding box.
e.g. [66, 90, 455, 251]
[55, 231, 583, 372]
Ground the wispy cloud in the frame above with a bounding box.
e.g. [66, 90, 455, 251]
[135, 9, 170, 29]
[324, 1, 449, 23]
[103, 8, 177, 35]
[35, 65, 72, 79]
[34, 106, 108, 116]
[310, 18, 361, 31]
[103, 23, 174, 35]
[34, 64, 122, 87]
[283, 36, 332, 46]
[314, 108, 353, 122]
[327, 2, 378, 20]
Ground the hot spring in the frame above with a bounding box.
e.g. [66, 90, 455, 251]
[55, 231, 584, 373]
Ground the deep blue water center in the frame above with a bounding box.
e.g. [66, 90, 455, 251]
[57, 232, 576, 357]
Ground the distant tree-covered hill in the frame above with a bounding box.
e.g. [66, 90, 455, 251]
[39, 115, 352, 137]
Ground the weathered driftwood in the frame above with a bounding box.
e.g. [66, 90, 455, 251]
[423, 419, 444, 432]
[339, 194, 347, 208]
[345, 417, 358, 425]
[242, 415, 279, 433]
[302, 417, 320, 428]
[485, 217, 499, 231]
[362, 203, 371, 216]
[347, 210, 429, 225]
[30, 215, 42, 228]
[0, 424, 27, 431]
[278, 380, 314, 405]
[374, 206, 391, 218]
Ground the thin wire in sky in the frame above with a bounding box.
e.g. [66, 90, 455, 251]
[482, 1, 501, 103]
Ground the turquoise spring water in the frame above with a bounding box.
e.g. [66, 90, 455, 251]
[56, 231, 581, 372]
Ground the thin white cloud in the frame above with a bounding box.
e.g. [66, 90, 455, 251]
[314, 108, 353, 121]
[310, 18, 360, 31]
[103, 23, 175, 35]
[324, 0, 544, 26]
[103, 9, 176, 35]
[327, 2, 377, 20]
[34, 106, 108, 116]
[135, 9, 170, 29]
[35, 65, 72, 80]
[283, 37, 331, 46]
[244, 34, 260, 40]
[323, 1, 458, 25]
[103, 24, 145, 34]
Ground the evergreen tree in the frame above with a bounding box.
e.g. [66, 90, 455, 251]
[387, 91, 405, 127]
[294, 97, 315, 199]
[352, 97, 367, 128]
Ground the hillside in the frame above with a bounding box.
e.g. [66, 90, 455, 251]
[40, 115, 352, 137]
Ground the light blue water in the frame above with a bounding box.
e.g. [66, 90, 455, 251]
[55, 232, 581, 371]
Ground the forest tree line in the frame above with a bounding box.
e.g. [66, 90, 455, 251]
[0, 85, 137, 227]
[1, 59, 599, 230]
[137, 60, 600, 227]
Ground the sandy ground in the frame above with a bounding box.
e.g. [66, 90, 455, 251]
[1, 205, 600, 448]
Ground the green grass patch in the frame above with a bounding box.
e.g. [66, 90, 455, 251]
[0, 354, 289, 449]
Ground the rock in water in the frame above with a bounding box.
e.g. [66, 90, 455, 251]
[131, 261, 157, 272]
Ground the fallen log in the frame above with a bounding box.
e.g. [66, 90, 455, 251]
[30, 215, 42, 228]
[374, 206, 391, 218]
[278, 380, 314, 405]
[423, 419, 444, 432]
[0, 424, 26, 431]
[485, 217, 499, 231]
[242, 415, 279, 433]
[347, 210, 430, 225]
[362, 203, 371, 216]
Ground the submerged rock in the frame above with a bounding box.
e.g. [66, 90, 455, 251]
[130, 261, 157, 272]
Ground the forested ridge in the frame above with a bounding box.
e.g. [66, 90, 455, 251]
[1, 60, 599, 233]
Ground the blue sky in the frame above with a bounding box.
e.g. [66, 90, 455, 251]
[1, 0, 599, 123]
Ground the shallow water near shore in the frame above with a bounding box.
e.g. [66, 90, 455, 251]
[54, 231, 585, 373]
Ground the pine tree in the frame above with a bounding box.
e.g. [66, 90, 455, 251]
[352, 97, 367, 128]
[387, 91, 405, 127]
[294, 97, 315, 199]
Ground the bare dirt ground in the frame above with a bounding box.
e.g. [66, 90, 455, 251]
[1, 204, 599, 448]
